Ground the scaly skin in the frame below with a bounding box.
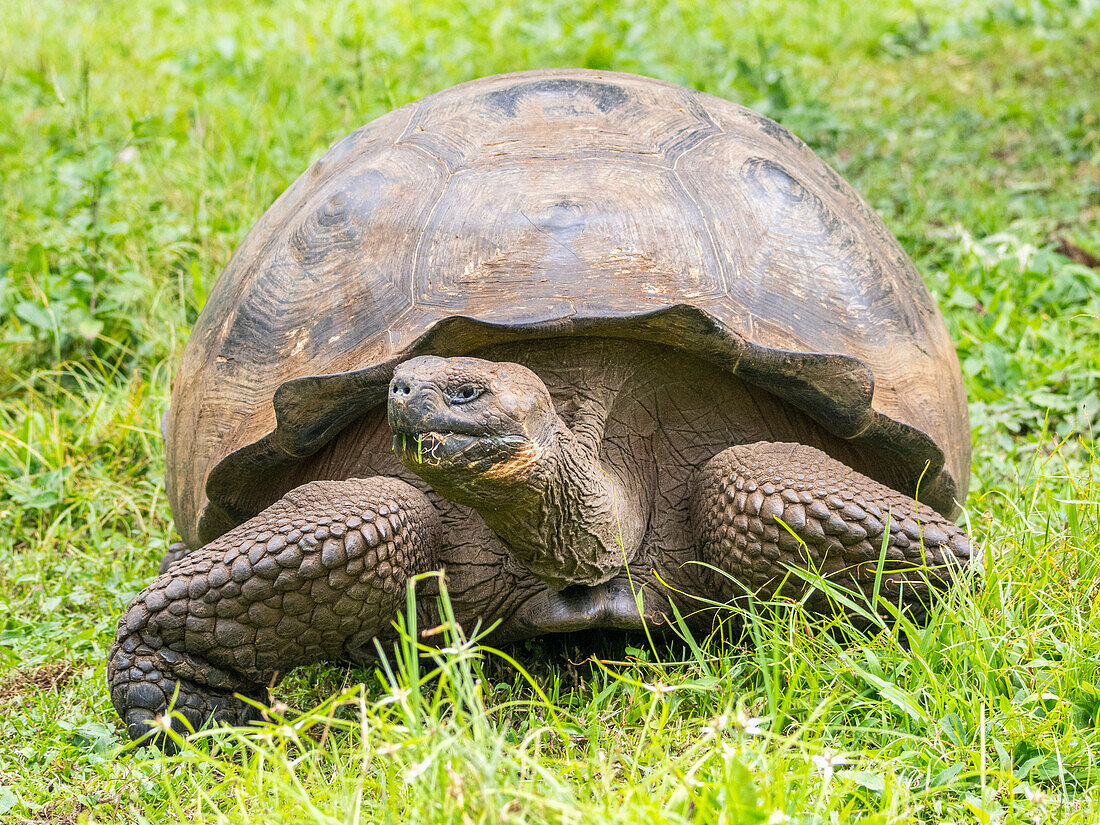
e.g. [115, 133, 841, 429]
[108, 477, 440, 749]
[158, 540, 192, 574]
[691, 441, 972, 613]
[110, 352, 974, 748]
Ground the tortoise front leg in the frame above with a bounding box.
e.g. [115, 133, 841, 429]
[690, 441, 972, 617]
[108, 477, 441, 749]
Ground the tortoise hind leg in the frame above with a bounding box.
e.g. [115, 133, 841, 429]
[689, 441, 972, 616]
[158, 540, 193, 574]
[108, 476, 441, 749]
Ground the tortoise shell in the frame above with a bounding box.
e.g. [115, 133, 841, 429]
[166, 68, 970, 549]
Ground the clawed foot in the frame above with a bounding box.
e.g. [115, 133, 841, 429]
[108, 639, 264, 750]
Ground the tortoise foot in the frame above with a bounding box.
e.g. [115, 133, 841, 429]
[108, 476, 442, 747]
[108, 641, 263, 751]
[691, 441, 973, 614]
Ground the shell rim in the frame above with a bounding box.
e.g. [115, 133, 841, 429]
[199, 304, 960, 543]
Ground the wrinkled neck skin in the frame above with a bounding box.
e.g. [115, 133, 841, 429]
[496, 416, 645, 590]
[432, 408, 648, 591]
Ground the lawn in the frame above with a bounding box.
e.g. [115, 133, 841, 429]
[1, 0, 1099, 822]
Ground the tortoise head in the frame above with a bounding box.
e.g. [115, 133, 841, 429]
[389, 353, 647, 587]
[387, 356, 559, 503]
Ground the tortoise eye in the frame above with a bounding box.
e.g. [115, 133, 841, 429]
[449, 384, 482, 405]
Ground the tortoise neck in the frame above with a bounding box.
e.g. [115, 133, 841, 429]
[474, 415, 648, 590]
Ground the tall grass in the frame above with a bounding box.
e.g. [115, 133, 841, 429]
[1, 0, 1098, 821]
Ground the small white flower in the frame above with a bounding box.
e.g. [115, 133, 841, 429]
[1023, 785, 1048, 807]
[404, 756, 432, 782]
[734, 706, 766, 736]
[642, 681, 671, 700]
[766, 810, 790, 824]
[702, 715, 725, 737]
[377, 741, 402, 758]
[380, 686, 411, 706]
[117, 146, 138, 163]
[810, 750, 848, 783]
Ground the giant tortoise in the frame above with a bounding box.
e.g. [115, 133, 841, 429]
[108, 68, 972, 745]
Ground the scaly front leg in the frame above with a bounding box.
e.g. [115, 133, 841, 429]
[690, 441, 972, 617]
[108, 477, 441, 748]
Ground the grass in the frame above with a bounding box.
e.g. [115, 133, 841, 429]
[1, 0, 1099, 821]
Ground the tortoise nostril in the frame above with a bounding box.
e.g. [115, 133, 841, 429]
[392, 378, 412, 396]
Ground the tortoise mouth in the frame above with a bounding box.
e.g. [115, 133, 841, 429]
[391, 429, 473, 463]
[389, 424, 480, 441]
[391, 428, 530, 469]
